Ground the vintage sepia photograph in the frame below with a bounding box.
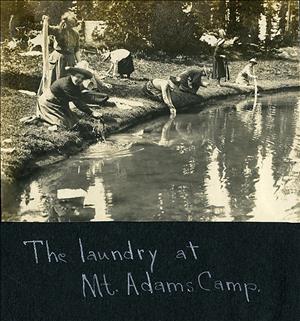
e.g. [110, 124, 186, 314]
[1, 0, 299, 223]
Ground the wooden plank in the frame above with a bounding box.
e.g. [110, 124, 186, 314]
[42, 16, 50, 91]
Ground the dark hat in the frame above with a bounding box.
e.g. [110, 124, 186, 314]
[169, 76, 181, 86]
[65, 66, 93, 79]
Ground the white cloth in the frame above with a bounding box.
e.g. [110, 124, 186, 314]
[110, 49, 130, 63]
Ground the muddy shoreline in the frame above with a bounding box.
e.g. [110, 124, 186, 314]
[1, 57, 299, 183]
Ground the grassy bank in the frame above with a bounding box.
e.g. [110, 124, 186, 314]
[1, 49, 299, 182]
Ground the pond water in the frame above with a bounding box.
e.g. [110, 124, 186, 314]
[2, 91, 300, 222]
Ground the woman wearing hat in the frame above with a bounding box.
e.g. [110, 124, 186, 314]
[212, 38, 230, 86]
[37, 65, 100, 129]
[75, 60, 112, 106]
[102, 49, 134, 78]
[235, 58, 258, 86]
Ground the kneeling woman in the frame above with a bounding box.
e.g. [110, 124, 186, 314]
[37, 66, 99, 129]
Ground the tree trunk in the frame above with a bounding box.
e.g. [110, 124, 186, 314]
[286, 0, 291, 32]
[278, 0, 288, 35]
[227, 0, 238, 36]
[265, 2, 273, 41]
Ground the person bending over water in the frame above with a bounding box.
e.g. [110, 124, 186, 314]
[145, 78, 177, 115]
[144, 69, 208, 115]
[37, 65, 101, 129]
[75, 60, 115, 106]
[235, 58, 258, 86]
[102, 49, 134, 78]
[169, 69, 208, 94]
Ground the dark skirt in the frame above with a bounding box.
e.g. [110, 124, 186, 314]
[37, 89, 78, 129]
[212, 57, 230, 81]
[118, 54, 134, 76]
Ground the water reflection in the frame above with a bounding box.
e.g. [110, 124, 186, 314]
[2, 91, 300, 222]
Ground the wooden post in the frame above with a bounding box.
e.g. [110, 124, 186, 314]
[253, 66, 258, 111]
[253, 77, 258, 110]
[9, 15, 16, 40]
[42, 16, 50, 92]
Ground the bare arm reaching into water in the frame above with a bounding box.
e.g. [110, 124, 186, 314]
[152, 79, 176, 115]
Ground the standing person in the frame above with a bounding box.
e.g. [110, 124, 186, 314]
[102, 49, 134, 78]
[43, 12, 81, 84]
[212, 38, 229, 86]
[37, 65, 99, 129]
[235, 58, 258, 86]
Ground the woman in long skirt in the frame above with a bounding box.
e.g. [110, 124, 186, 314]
[212, 39, 229, 86]
[38, 12, 81, 95]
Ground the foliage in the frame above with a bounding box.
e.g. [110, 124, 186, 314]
[99, 1, 154, 51]
[0, 0, 299, 53]
[148, 1, 199, 54]
[73, 0, 109, 20]
[26, 1, 74, 23]
[0, 0, 33, 40]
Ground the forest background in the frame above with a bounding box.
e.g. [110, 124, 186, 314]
[1, 0, 299, 56]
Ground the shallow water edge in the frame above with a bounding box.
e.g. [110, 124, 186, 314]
[2, 82, 299, 184]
